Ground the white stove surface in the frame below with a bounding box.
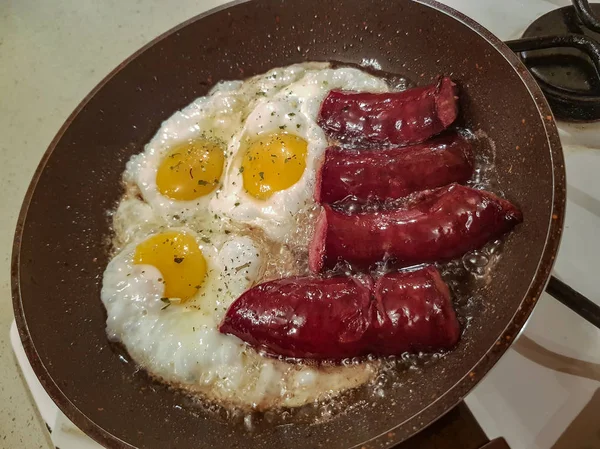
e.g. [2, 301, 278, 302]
[10, 0, 600, 448]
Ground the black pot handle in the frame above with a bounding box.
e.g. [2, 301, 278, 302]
[546, 276, 600, 329]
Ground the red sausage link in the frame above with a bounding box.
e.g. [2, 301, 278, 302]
[317, 77, 458, 147]
[314, 133, 473, 204]
[309, 184, 523, 272]
[220, 276, 373, 359]
[367, 267, 460, 354]
[219, 266, 459, 360]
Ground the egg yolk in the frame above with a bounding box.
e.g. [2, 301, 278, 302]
[242, 133, 308, 200]
[156, 139, 224, 201]
[134, 231, 207, 302]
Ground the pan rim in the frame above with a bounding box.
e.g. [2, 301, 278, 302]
[347, 1, 566, 447]
[11, 0, 566, 448]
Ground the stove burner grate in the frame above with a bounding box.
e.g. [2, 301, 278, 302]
[506, 0, 600, 121]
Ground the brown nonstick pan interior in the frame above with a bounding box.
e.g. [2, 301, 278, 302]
[12, 0, 565, 448]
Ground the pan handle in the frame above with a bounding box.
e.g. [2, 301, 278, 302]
[546, 276, 600, 329]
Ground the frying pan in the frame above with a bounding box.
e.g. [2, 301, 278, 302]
[11, 0, 565, 448]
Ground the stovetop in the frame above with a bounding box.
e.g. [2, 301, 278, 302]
[10, 1, 600, 448]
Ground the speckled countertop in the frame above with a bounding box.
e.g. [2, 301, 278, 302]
[0, 1, 227, 447]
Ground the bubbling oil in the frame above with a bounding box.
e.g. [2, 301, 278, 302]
[107, 71, 507, 429]
[234, 128, 502, 427]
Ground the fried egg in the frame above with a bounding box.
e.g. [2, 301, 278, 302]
[210, 67, 389, 242]
[103, 62, 391, 410]
[124, 63, 330, 223]
[102, 228, 374, 408]
[124, 93, 235, 222]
